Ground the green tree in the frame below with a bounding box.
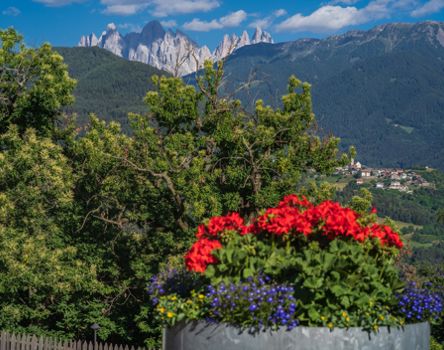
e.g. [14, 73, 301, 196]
[0, 126, 111, 338]
[63, 116, 178, 345]
[124, 62, 349, 227]
[0, 28, 76, 135]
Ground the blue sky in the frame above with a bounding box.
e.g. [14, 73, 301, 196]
[2, 0, 444, 49]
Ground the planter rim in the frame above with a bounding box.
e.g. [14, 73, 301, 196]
[167, 319, 428, 331]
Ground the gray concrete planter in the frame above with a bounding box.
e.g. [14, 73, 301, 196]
[163, 321, 430, 350]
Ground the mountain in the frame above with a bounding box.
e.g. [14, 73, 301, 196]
[213, 28, 274, 60]
[55, 46, 169, 129]
[78, 21, 273, 76]
[193, 21, 444, 171]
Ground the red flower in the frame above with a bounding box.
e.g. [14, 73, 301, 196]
[197, 212, 245, 239]
[254, 206, 313, 236]
[185, 195, 403, 272]
[278, 194, 312, 209]
[369, 224, 404, 249]
[196, 224, 207, 239]
[185, 238, 222, 273]
[240, 224, 255, 235]
[311, 201, 363, 240]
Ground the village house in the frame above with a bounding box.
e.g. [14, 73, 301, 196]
[361, 170, 372, 177]
[389, 181, 410, 192]
[389, 181, 402, 190]
[390, 173, 401, 181]
[349, 159, 362, 171]
[373, 169, 384, 177]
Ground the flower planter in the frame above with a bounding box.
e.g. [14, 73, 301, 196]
[151, 196, 441, 350]
[163, 321, 430, 350]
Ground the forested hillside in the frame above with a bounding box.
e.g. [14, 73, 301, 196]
[55, 47, 169, 129]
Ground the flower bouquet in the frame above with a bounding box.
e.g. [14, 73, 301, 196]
[149, 195, 442, 349]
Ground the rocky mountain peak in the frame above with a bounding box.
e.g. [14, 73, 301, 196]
[213, 27, 273, 60]
[252, 27, 263, 42]
[97, 23, 124, 57]
[239, 30, 250, 46]
[78, 23, 274, 75]
[251, 27, 273, 44]
[140, 20, 165, 45]
[78, 33, 98, 47]
[106, 23, 117, 33]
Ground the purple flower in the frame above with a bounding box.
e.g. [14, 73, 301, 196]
[206, 276, 299, 331]
[397, 283, 443, 322]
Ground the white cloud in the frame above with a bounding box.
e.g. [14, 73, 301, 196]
[160, 19, 177, 27]
[363, 0, 392, 18]
[248, 8, 287, 29]
[276, 0, 393, 33]
[183, 18, 222, 31]
[33, 0, 85, 6]
[273, 9, 287, 17]
[2, 6, 21, 16]
[99, 0, 219, 16]
[118, 23, 142, 31]
[219, 10, 247, 26]
[392, 0, 418, 10]
[249, 18, 272, 29]
[411, 0, 444, 17]
[150, 0, 219, 17]
[183, 10, 247, 31]
[107, 23, 117, 31]
[330, 0, 361, 4]
[276, 5, 361, 32]
[103, 3, 147, 15]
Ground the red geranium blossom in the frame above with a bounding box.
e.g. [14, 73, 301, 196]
[369, 224, 403, 249]
[196, 212, 245, 239]
[185, 238, 222, 273]
[185, 195, 403, 273]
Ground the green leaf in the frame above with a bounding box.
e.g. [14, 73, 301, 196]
[205, 264, 215, 278]
[308, 307, 320, 321]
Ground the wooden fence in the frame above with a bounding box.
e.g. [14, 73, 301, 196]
[0, 332, 157, 350]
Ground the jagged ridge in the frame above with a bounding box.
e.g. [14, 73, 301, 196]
[78, 21, 273, 76]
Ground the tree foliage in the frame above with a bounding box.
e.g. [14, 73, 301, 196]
[124, 61, 348, 227]
[0, 28, 76, 135]
[0, 127, 109, 338]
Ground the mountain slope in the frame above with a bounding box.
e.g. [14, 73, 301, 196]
[204, 22, 444, 170]
[55, 47, 169, 128]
